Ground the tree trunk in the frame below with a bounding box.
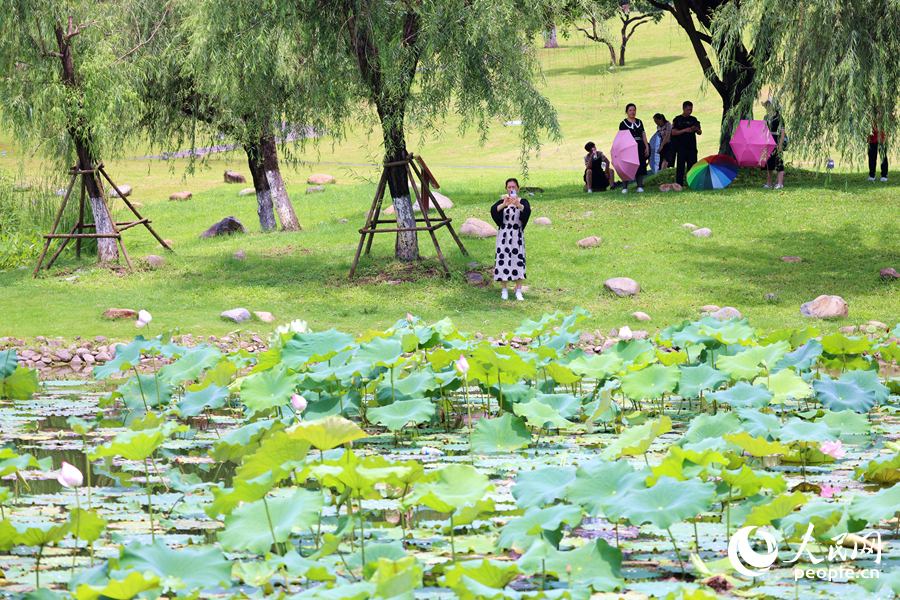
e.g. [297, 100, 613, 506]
[544, 24, 559, 48]
[606, 42, 618, 66]
[383, 124, 418, 262]
[245, 141, 277, 232]
[55, 22, 118, 263]
[619, 43, 627, 66]
[260, 134, 301, 231]
[717, 74, 754, 156]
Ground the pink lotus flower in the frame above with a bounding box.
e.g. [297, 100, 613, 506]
[406, 312, 414, 324]
[820, 440, 846, 459]
[135, 309, 152, 328]
[57, 461, 83, 488]
[291, 393, 308, 413]
[820, 485, 840, 498]
[455, 355, 470, 375]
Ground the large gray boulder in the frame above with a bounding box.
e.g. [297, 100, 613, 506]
[604, 277, 640, 297]
[221, 308, 252, 323]
[460, 218, 497, 238]
[801, 295, 848, 318]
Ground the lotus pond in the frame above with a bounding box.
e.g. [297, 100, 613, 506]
[3, 310, 900, 600]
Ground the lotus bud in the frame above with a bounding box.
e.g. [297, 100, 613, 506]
[138, 310, 152, 324]
[291, 393, 308, 413]
[135, 320, 146, 328]
[455, 356, 470, 374]
[406, 312, 414, 324]
[57, 461, 83, 489]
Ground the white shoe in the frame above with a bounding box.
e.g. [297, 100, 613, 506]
[587, 189, 593, 193]
[867, 177, 876, 182]
[774, 184, 783, 189]
[882, 177, 888, 182]
[515, 290, 524, 301]
[501, 289, 508, 300]
[762, 184, 771, 188]
[622, 188, 628, 194]
[636, 187, 644, 193]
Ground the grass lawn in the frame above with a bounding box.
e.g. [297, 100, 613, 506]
[0, 16, 896, 340]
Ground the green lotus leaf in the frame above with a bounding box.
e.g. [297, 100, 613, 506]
[658, 320, 717, 349]
[558, 307, 591, 333]
[0, 350, 18, 379]
[566, 353, 623, 379]
[0, 365, 39, 400]
[716, 341, 790, 381]
[90, 422, 188, 462]
[839, 370, 890, 405]
[676, 364, 729, 399]
[240, 364, 300, 414]
[621, 364, 680, 401]
[743, 492, 808, 527]
[820, 409, 872, 435]
[74, 571, 161, 600]
[707, 382, 772, 409]
[449, 499, 495, 531]
[512, 466, 576, 509]
[5, 520, 71, 546]
[773, 339, 823, 372]
[369, 398, 435, 432]
[354, 336, 405, 368]
[602, 416, 672, 459]
[116, 374, 173, 409]
[656, 348, 688, 366]
[368, 556, 423, 600]
[440, 559, 521, 590]
[543, 362, 581, 385]
[614, 476, 715, 530]
[720, 465, 787, 498]
[879, 341, 900, 365]
[390, 370, 439, 397]
[177, 383, 230, 417]
[854, 453, 900, 484]
[91, 337, 150, 379]
[820, 332, 872, 355]
[608, 339, 656, 369]
[496, 504, 583, 551]
[291, 415, 366, 451]
[412, 464, 491, 513]
[471, 413, 532, 454]
[760, 326, 819, 350]
[776, 418, 840, 445]
[850, 484, 900, 525]
[219, 489, 324, 554]
[281, 329, 356, 369]
[518, 538, 623, 592]
[116, 540, 231, 594]
[754, 368, 812, 405]
[566, 459, 648, 519]
[210, 419, 285, 463]
[699, 317, 757, 345]
[469, 345, 535, 385]
[533, 393, 581, 419]
[812, 378, 877, 413]
[736, 408, 783, 440]
[290, 581, 375, 600]
[648, 446, 728, 485]
[0, 449, 52, 478]
[158, 345, 223, 385]
[68, 508, 107, 542]
[269, 550, 337, 581]
[513, 399, 571, 430]
[676, 412, 742, 445]
[237, 429, 312, 481]
[724, 432, 786, 457]
[206, 472, 277, 518]
[775, 502, 845, 540]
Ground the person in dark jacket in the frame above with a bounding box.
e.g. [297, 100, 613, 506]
[490, 178, 531, 301]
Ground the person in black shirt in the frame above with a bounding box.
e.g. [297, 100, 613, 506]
[490, 178, 531, 301]
[618, 103, 650, 193]
[583, 141, 614, 192]
[671, 100, 702, 186]
[762, 98, 786, 189]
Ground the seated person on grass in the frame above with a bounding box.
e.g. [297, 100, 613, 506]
[584, 142, 615, 192]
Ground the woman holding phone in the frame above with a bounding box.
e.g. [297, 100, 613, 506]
[490, 178, 531, 301]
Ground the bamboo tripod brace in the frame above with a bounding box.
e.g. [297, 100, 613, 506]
[349, 154, 468, 279]
[33, 162, 173, 277]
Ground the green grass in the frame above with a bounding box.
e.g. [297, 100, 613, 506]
[0, 16, 896, 340]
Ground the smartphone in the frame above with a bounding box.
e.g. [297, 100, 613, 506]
[511, 189, 517, 198]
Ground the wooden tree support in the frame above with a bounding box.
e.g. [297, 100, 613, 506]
[33, 162, 174, 277]
[349, 154, 468, 279]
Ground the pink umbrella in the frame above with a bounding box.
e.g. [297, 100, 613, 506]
[610, 130, 640, 181]
[729, 120, 776, 167]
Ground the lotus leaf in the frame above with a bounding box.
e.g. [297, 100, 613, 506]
[67, 509, 107, 542]
[601, 416, 671, 459]
[621, 364, 680, 402]
[177, 383, 230, 417]
[743, 492, 807, 527]
[0, 449, 52, 478]
[719, 465, 787, 498]
[369, 556, 423, 599]
[90, 421, 188, 462]
[292, 581, 376, 600]
[648, 446, 728, 485]
[237, 429, 312, 481]
[513, 399, 571, 430]
[240, 364, 300, 414]
[755, 369, 812, 404]
[440, 559, 520, 590]
[699, 317, 757, 345]
[676, 364, 729, 399]
[773, 339, 823, 372]
[468, 345, 535, 385]
[206, 472, 278, 517]
[533, 393, 581, 418]
[735, 408, 783, 440]
[566, 353, 623, 379]
[219, 489, 324, 554]
[369, 398, 435, 432]
[812, 378, 877, 413]
[269, 550, 337, 581]
[471, 413, 532, 453]
[566, 459, 648, 518]
[411, 465, 491, 513]
[850, 484, 900, 526]
[820, 333, 872, 355]
[707, 382, 772, 409]
[158, 345, 222, 385]
[390, 370, 439, 397]
[495, 504, 583, 551]
[0, 364, 38, 400]
[512, 466, 576, 509]
[839, 370, 890, 405]
[614, 476, 715, 530]
[656, 348, 688, 366]
[608, 339, 655, 368]
[820, 409, 871, 435]
[776, 418, 840, 446]
[0, 350, 18, 378]
[518, 538, 623, 592]
[449, 499, 495, 531]
[676, 412, 742, 445]
[91, 337, 149, 379]
[854, 453, 900, 484]
[292, 415, 366, 451]
[760, 326, 819, 350]
[775, 502, 845, 540]
[354, 337, 405, 368]
[210, 419, 285, 463]
[724, 432, 786, 457]
[716, 341, 790, 381]
[74, 571, 161, 600]
[115, 540, 231, 594]
[203, 359, 239, 387]
[281, 329, 356, 369]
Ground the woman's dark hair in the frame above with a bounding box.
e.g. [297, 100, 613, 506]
[653, 113, 666, 122]
[625, 103, 636, 112]
[506, 178, 519, 187]
[584, 141, 595, 152]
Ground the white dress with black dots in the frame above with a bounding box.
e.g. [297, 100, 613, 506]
[490, 200, 530, 282]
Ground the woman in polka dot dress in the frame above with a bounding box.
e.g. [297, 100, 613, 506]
[490, 178, 531, 301]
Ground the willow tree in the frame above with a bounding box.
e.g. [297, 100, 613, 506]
[565, 0, 664, 66]
[713, 0, 900, 161]
[212, 0, 560, 262]
[0, 1, 152, 262]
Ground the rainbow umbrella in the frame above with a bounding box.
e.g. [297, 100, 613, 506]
[686, 155, 739, 190]
[610, 130, 640, 181]
[729, 119, 776, 167]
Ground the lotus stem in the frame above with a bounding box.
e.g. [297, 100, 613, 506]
[134, 365, 149, 410]
[144, 458, 155, 541]
[693, 519, 700, 551]
[666, 527, 687, 576]
[35, 544, 43, 588]
[358, 493, 366, 565]
[262, 496, 281, 556]
[72, 488, 81, 570]
[449, 514, 455, 560]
